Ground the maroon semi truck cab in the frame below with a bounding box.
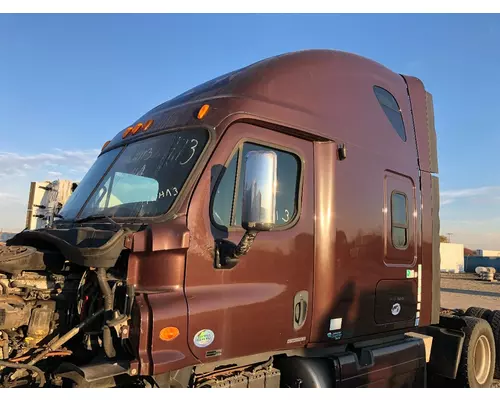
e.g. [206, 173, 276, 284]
[1, 50, 497, 388]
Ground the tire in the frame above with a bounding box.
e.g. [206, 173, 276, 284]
[465, 307, 493, 322]
[465, 307, 487, 319]
[456, 316, 495, 388]
[483, 309, 494, 323]
[489, 310, 500, 379]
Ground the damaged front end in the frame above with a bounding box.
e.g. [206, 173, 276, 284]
[0, 226, 138, 387]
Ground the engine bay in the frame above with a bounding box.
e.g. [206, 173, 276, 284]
[0, 227, 135, 387]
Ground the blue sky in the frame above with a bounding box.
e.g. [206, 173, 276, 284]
[1, 14, 499, 248]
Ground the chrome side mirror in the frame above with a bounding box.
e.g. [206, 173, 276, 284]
[214, 149, 278, 269]
[241, 150, 277, 232]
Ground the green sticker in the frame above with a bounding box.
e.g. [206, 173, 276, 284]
[406, 270, 412, 278]
[193, 329, 215, 348]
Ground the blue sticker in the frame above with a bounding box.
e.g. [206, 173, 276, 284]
[327, 332, 342, 340]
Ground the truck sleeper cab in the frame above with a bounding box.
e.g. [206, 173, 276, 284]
[1, 49, 496, 388]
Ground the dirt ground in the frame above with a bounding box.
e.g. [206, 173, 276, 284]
[440, 272, 500, 387]
[440, 272, 500, 311]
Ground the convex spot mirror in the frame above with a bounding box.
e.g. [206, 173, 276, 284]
[241, 150, 277, 232]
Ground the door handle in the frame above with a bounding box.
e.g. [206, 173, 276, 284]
[294, 302, 303, 324]
[293, 291, 309, 331]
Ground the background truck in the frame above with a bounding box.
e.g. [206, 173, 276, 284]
[0, 49, 499, 388]
[25, 179, 77, 230]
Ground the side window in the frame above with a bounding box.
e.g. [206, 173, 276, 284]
[373, 86, 407, 142]
[391, 192, 408, 249]
[212, 152, 239, 227]
[212, 142, 301, 229]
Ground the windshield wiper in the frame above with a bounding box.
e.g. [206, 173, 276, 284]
[74, 214, 119, 226]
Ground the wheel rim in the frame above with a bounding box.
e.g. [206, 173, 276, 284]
[474, 334, 492, 385]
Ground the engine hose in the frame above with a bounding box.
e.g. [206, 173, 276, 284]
[96, 268, 113, 312]
[0, 361, 46, 387]
[102, 326, 116, 359]
[0, 282, 8, 295]
[96, 268, 117, 358]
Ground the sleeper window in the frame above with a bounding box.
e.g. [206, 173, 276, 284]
[374, 86, 407, 142]
[212, 142, 301, 229]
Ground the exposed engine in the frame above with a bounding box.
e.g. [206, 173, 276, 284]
[0, 269, 79, 359]
[0, 227, 134, 388]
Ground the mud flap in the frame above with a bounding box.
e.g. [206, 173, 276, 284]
[422, 325, 465, 380]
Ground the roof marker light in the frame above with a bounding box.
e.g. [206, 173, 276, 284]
[131, 123, 143, 135]
[122, 126, 133, 139]
[143, 119, 154, 131]
[122, 119, 155, 139]
[101, 140, 111, 152]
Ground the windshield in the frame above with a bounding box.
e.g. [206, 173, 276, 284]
[60, 128, 209, 220]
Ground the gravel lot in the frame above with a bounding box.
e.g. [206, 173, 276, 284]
[440, 273, 500, 388]
[441, 272, 500, 310]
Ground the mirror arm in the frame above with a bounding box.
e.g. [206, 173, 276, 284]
[214, 230, 259, 269]
[234, 230, 258, 257]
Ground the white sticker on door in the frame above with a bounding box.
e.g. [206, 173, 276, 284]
[193, 329, 215, 348]
[329, 318, 342, 331]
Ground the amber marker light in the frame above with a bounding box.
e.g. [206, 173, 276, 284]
[101, 140, 111, 152]
[122, 119, 154, 139]
[197, 104, 210, 120]
[131, 123, 143, 135]
[122, 126, 133, 139]
[159, 327, 180, 342]
[143, 119, 154, 131]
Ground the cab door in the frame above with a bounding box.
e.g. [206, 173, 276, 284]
[374, 171, 418, 325]
[184, 122, 314, 362]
